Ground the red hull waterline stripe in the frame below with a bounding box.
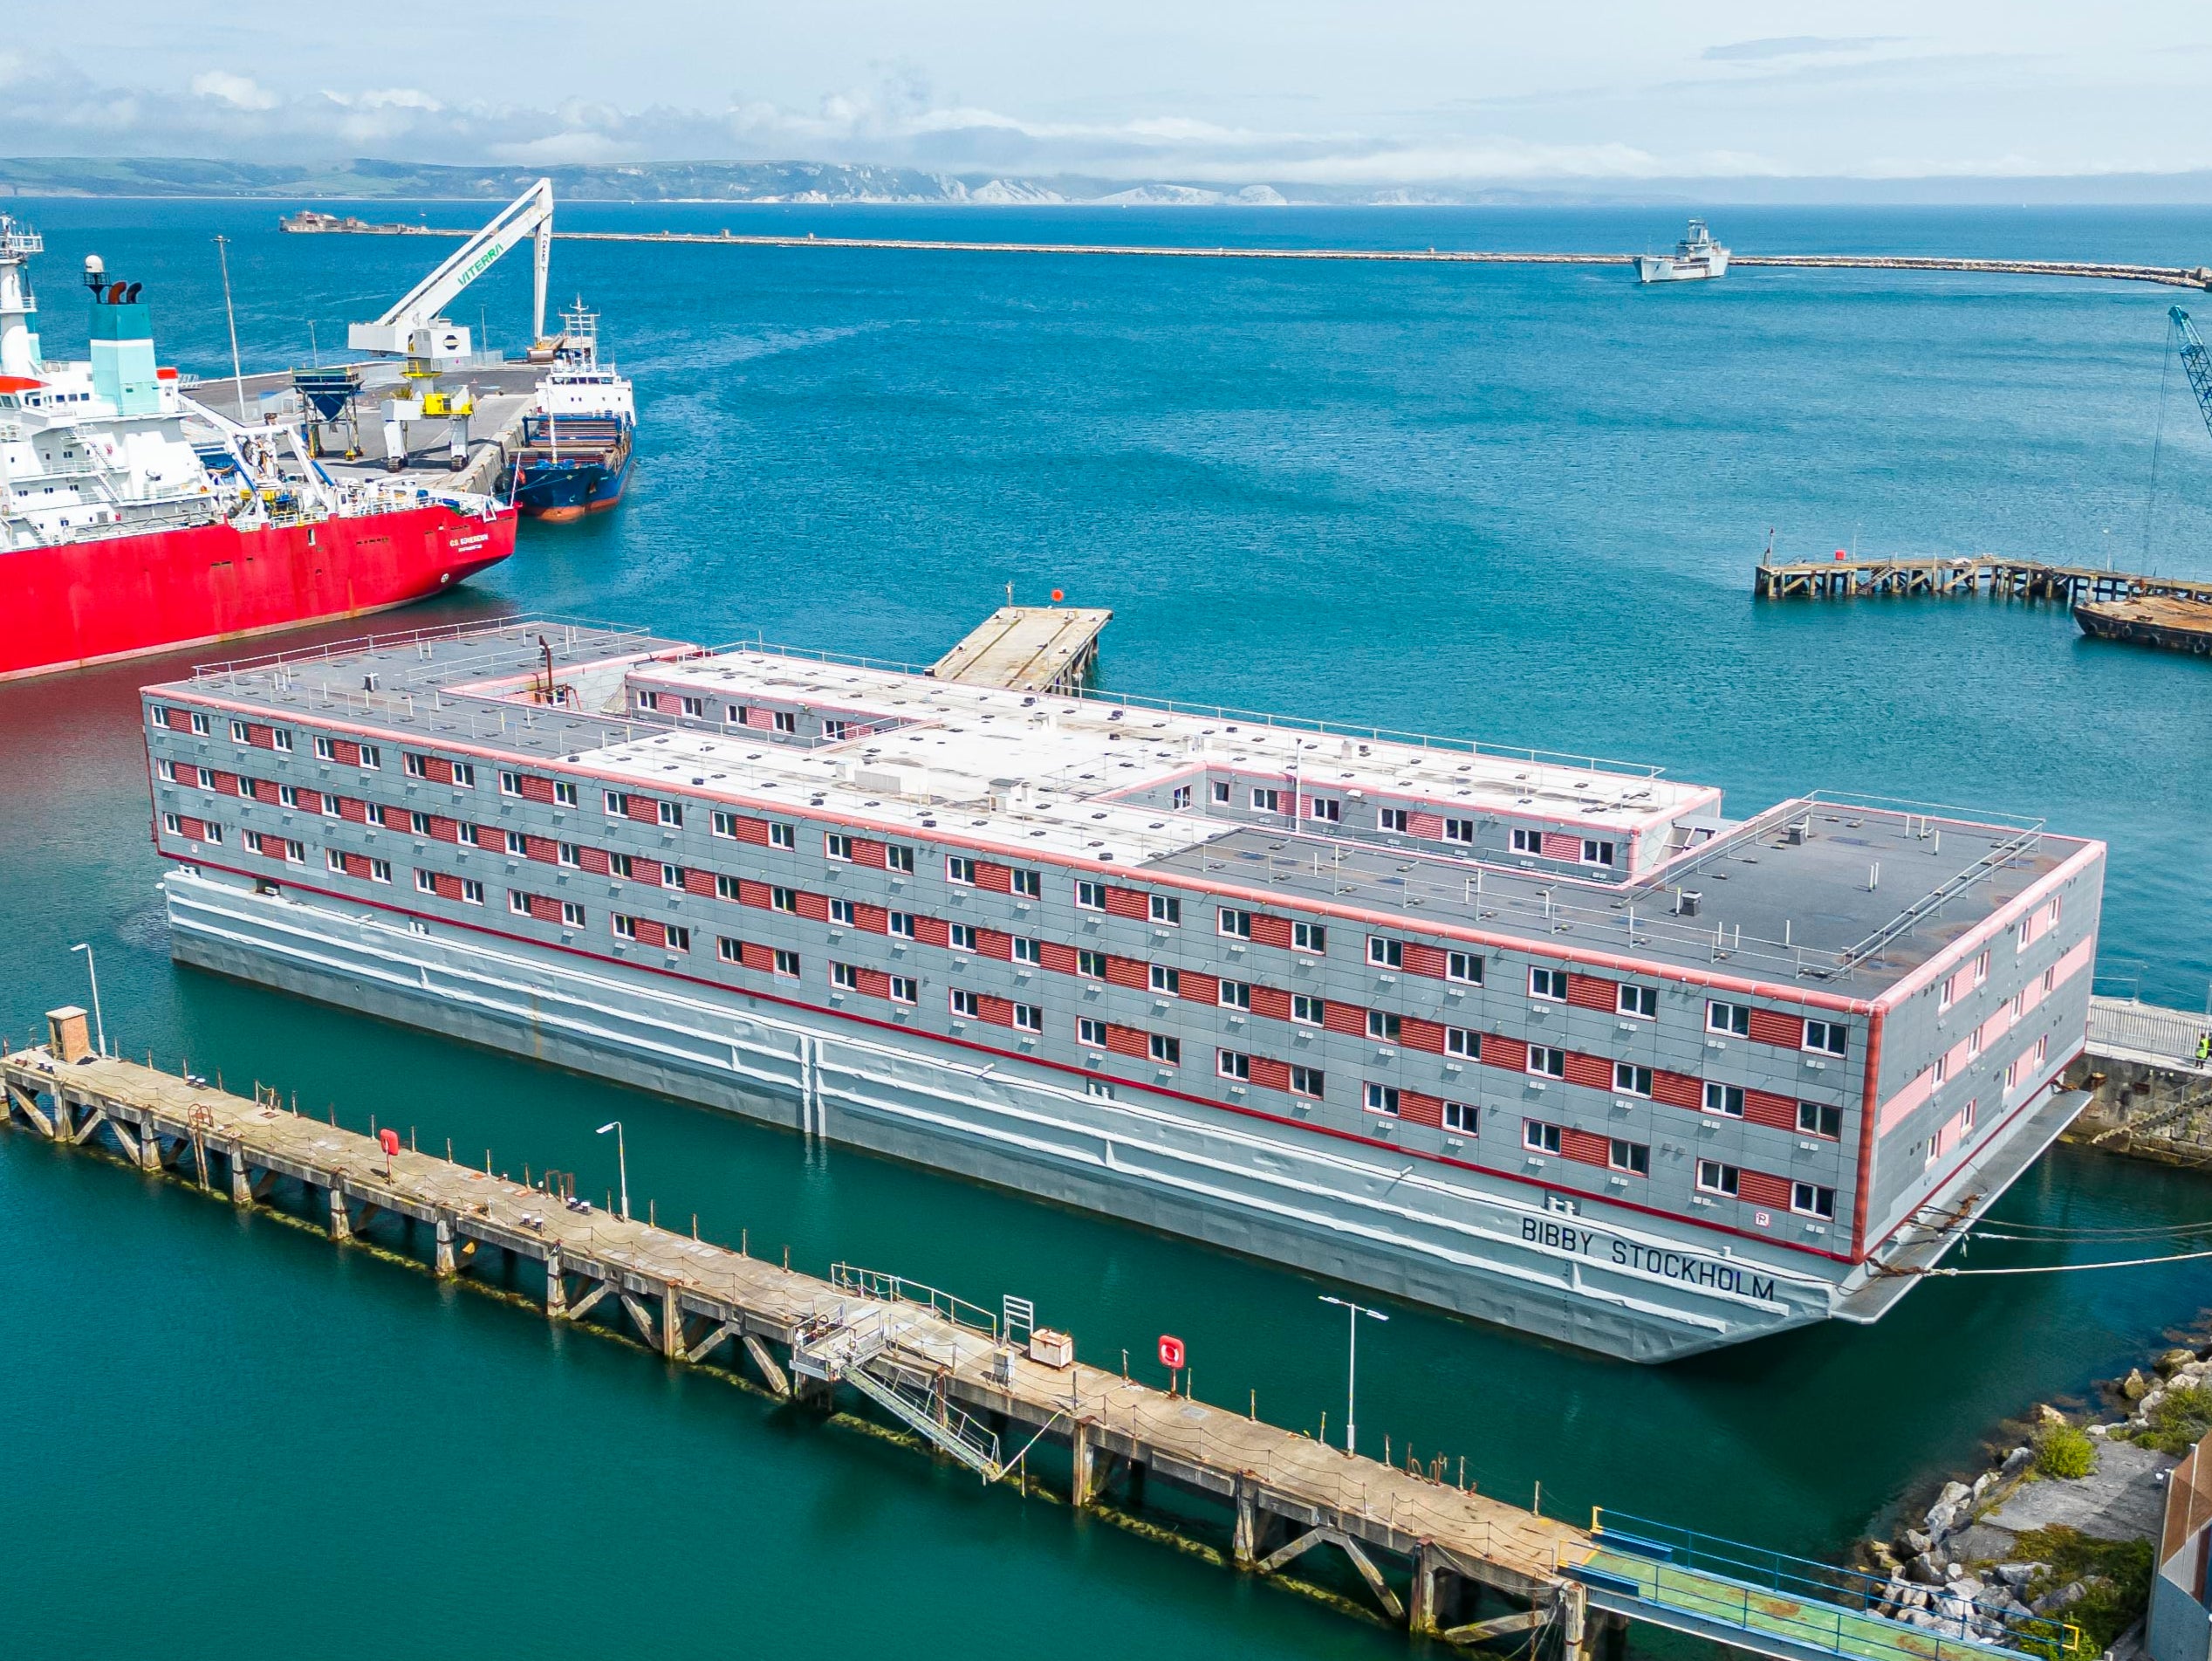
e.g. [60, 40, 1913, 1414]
[0, 504, 515, 681]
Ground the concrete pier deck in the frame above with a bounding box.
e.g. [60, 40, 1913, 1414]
[931, 605, 1112, 693]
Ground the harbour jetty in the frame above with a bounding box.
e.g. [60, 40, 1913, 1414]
[3, 1022, 2071, 1661]
[277, 218, 2212, 292]
[1753, 555, 2212, 607]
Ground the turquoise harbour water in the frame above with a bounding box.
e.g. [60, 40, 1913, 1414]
[6, 202, 2212, 1657]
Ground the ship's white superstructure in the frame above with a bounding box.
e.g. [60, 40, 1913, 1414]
[1635, 220, 1730, 285]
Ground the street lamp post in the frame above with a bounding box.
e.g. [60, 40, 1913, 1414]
[69, 943, 106, 1057]
[596, 1120, 629, 1219]
[1318, 1294, 1387, 1456]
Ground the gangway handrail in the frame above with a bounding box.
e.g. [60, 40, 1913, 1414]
[828, 1263, 1001, 1341]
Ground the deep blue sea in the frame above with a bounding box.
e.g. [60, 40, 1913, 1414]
[5, 200, 2212, 1658]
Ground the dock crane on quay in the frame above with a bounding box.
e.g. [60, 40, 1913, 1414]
[344, 177, 554, 471]
[2167, 305, 2212, 446]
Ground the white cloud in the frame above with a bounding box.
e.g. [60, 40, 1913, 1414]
[190, 71, 277, 110]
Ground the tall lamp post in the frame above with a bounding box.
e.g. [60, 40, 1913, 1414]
[1318, 1294, 1387, 1456]
[596, 1120, 629, 1219]
[69, 943, 106, 1057]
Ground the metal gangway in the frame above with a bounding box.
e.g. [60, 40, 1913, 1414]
[1569, 1512, 2081, 1661]
[788, 1303, 1005, 1479]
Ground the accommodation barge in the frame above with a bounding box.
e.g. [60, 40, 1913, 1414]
[141, 619, 2105, 1361]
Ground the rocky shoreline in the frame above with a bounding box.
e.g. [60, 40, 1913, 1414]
[1860, 1344, 2212, 1655]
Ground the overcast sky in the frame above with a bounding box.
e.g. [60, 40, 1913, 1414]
[7, 3, 2209, 183]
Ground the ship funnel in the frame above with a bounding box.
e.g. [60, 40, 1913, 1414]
[106, 280, 127, 305]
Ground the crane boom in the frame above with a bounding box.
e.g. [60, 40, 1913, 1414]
[347, 178, 553, 360]
[2172, 305, 2212, 448]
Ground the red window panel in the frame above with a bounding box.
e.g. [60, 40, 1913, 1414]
[853, 903, 889, 934]
[1565, 973, 1616, 1012]
[239, 778, 268, 800]
[1560, 1128, 1612, 1167]
[851, 839, 888, 869]
[1249, 1056, 1291, 1093]
[1652, 1070, 1702, 1110]
[1540, 832, 1581, 861]
[1483, 1035, 1531, 1073]
[975, 861, 1015, 894]
[912, 916, 950, 948]
[257, 836, 290, 864]
[1738, 1170, 1794, 1210]
[1038, 941, 1079, 974]
[976, 994, 1017, 1027]
[974, 929, 1015, 960]
[1400, 1017, 1447, 1054]
[432, 873, 463, 899]
[1401, 942, 1448, 978]
[519, 774, 556, 805]
[1407, 812, 1443, 838]
[578, 846, 611, 875]
[427, 816, 460, 843]
[633, 917, 668, 949]
[1249, 985, 1292, 1021]
[1179, 970, 1220, 1004]
[1249, 914, 1293, 949]
[1105, 1024, 1150, 1058]
[295, 790, 324, 814]
[175, 815, 207, 839]
[1743, 1089, 1798, 1132]
[246, 724, 277, 750]
[422, 756, 455, 784]
[1747, 1008, 1806, 1049]
[1323, 999, 1367, 1037]
[524, 834, 559, 863]
[738, 941, 776, 972]
[855, 967, 892, 999]
[626, 793, 659, 824]
[728, 815, 770, 845]
[1104, 887, 1149, 920]
[631, 861, 664, 888]
[743, 707, 777, 730]
[209, 770, 240, 793]
[683, 868, 716, 897]
[1105, 957, 1148, 989]
[524, 892, 557, 918]
[331, 739, 362, 766]
[339, 798, 368, 824]
[1563, 1052, 1612, 1092]
[795, 891, 830, 923]
[1400, 1089, 1445, 1129]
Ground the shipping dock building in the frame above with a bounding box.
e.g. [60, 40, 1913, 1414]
[141, 620, 2104, 1360]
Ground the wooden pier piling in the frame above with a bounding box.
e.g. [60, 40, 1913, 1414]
[1754, 553, 2212, 607]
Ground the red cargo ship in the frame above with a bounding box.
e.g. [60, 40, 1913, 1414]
[0, 213, 514, 682]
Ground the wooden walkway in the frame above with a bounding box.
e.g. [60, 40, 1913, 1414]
[1754, 556, 2212, 606]
[931, 605, 1111, 694]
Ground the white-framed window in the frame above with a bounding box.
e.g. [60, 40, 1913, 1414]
[1309, 797, 1340, 823]
[1076, 880, 1106, 910]
[1014, 1003, 1043, 1033]
[359, 745, 383, 772]
[1077, 948, 1106, 979]
[832, 962, 859, 991]
[609, 852, 634, 880]
[1527, 1045, 1565, 1079]
[551, 779, 573, 805]
[1291, 1066, 1325, 1100]
[1529, 966, 1566, 1001]
[1218, 978, 1252, 1011]
[231, 719, 250, 744]
[1798, 1101, 1842, 1138]
[1149, 1033, 1181, 1066]
[1706, 1000, 1750, 1037]
[1013, 869, 1042, 899]
[825, 832, 853, 861]
[1250, 787, 1280, 813]
[188, 711, 211, 737]
[1524, 1121, 1562, 1155]
[1510, 827, 1541, 855]
[451, 762, 474, 787]
[1447, 951, 1483, 985]
[371, 860, 393, 885]
[718, 936, 743, 964]
[1443, 1100, 1476, 1131]
[1934, 1054, 1951, 1087]
[499, 770, 522, 797]
[1804, 1019, 1848, 1058]
[1695, 1160, 1740, 1198]
[1292, 993, 1326, 1026]
[271, 728, 294, 754]
[1171, 785, 1192, 810]
[612, 914, 638, 940]
[773, 949, 800, 978]
[948, 922, 976, 951]
[314, 736, 336, 761]
[770, 823, 796, 849]
[1618, 984, 1658, 1019]
[1974, 949, 1991, 987]
[509, 889, 532, 916]
[1791, 1182, 1836, 1219]
[1013, 937, 1041, 965]
[716, 874, 743, 902]
[1702, 1081, 1745, 1118]
[277, 784, 298, 808]
[658, 800, 681, 828]
[1211, 780, 1231, 805]
[277, 838, 302, 864]
[1366, 1010, 1401, 1042]
[603, 790, 627, 816]
[236, 776, 255, 799]
[890, 975, 918, 1004]
[458, 823, 480, 847]
[1965, 1096, 1979, 1131]
[711, 810, 738, 838]
[1580, 839, 1614, 868]
[1078, 1016, 1107, 1047]
[950, 988, 979, 1019]
[460, 879, 483, 905]
[771, 887, 798, 915]
[325, 848, 346, 873]
[946, 855, 976, 885]
[410, 810, 433, 836]
[681, 697, 705, 720]
[1364, 1082, 1400, 1117]
[1367, 936, 1402, 970]
[1217, 1048, 1252, 1081]
[1149, 894, 1181, 926]
[1293, 922, 1327, 954]
[1150, 964, 1181, 996]
[401, 752, 428, 779]
[321, 793, 340, 820]
[886, 843, 914, 874]
[1443, 818, 1476, 845]
[414, 868, 436, 894]
[888, 911, 917, 939]
[772, 711, 797, 735]
[561, 900, 584, 925]
[1218, 907, 1252, 939]
[504, 829, 529, 855]
[829, 897, 854, 927]
[1610, 1139, 1650, 1176]
[1379, 807, 1408, 833]
[1614, 1062, 1653, 1097]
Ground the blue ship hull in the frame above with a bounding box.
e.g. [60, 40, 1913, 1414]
[510, 425, 633, 522]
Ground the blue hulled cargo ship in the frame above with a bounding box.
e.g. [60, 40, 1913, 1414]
[509, 301, 634, 522]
